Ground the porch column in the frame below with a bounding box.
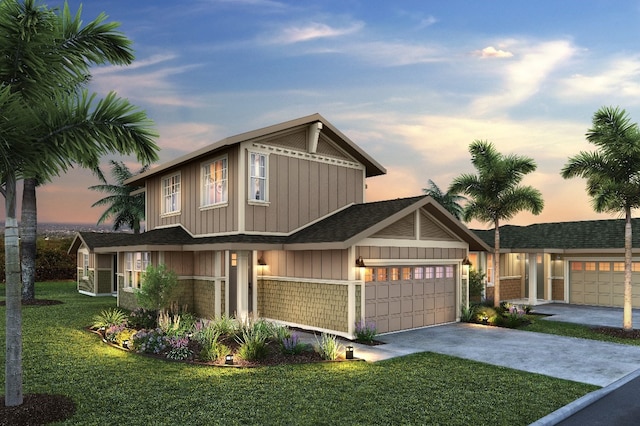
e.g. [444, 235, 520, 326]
[528, 253, 537, 305]
[214, 251, 222, 318]
[236, 250, 250, 320]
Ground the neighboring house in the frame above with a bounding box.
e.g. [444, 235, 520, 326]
[472, 219, 640, 308]
[69, 113, 488, 338]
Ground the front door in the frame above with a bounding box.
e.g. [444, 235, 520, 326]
[229, 251, 253, 318]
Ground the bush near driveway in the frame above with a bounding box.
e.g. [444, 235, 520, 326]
[0, 282, 597, 425]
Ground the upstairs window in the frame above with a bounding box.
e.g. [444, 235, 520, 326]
[249, 152, 267, 202]
[202, 157, 227, 207]
[162, 173, 181, 215]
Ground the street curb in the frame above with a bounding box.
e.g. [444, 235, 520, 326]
[530, 368, 640, 426]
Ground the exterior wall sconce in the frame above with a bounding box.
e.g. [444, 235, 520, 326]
[462, 257, 472, 267]
[258, 256, 267, 266]
[225, 354, 234, 365]
[345, 345, 354, 359]
[355, 256, 366, 268]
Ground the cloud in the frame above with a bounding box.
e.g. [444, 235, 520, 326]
[418, 16, 438, 29]
[557, 56, 640, 101]
[156, 122, 222, 155]
[470, 40, 576, 115]
[269, 21, 364, 44]
[474, 46, 514, 58]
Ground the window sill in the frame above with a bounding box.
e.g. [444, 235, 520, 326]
[248, 200, 270, 207]
[161, 211, 181, 218]
[122, 287, 136, 293]
[200, 203, 228, 211]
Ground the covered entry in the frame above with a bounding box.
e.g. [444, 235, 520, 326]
[365, 264, 456, 333]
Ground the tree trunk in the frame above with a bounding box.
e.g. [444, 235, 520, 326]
[623, 207, 633, 331]
[5, 172, 23, 406]
[493, 219, 500, 307]
[20, 177, 37, 301]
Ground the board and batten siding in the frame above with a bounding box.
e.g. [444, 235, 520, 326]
[245, 154, 364, 233]
[357, 246, 466, 261]
[146, 146, 239, 235]
[261, 249, 349, 281]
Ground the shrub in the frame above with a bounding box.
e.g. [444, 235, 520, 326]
[315, 333, 343, 360]
[199, 340, 230, 362]
[235, 320, 270, 361]
[469, 269, 485, 301]
[354, 320, 377, 343]
[104, 323, 127, 343]
[92, 308, 128, 330]
[281, 333, 310, 355]
[210, 315, 238, 336]
[460, 305, 477, 323]
[502, 305, 528, 329]
[128, 307, 157, 330]
[166, 336, 193, 361]
[132, 329, 168, 354]
[135, 263, 179, 312]
[475, 306, 497, 324]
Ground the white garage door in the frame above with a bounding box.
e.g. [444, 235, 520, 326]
[365, 265, 456, 334]
[569, 261, 640, 307]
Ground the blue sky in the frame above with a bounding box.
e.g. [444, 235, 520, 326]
[23, 0, 640, 227]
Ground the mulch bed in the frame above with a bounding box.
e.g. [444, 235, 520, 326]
[0, 394, 76, 426]
[591, 326, 640, 339]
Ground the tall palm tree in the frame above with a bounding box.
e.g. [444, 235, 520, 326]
[0, 0, 158, 407]
[422, 179, 467, 220]
[450, 140, 544, 307]
[90, 160, 149, 234]
[15, 1, 159, 302]
[562, 106, 640, 331]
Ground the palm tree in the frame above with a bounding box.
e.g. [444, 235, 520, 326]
[450, 140, 544, 307]
[0, 0, 159, 407]
[562, 106, 640, 331]
[422, 179, 467, 220]
[14, 1, 159, 302]
[90, 160, 149, 234]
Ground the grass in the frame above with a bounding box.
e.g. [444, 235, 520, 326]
[0, 282, 597, 425]
[524, 317, 640, 346]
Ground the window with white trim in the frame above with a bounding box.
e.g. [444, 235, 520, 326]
[124, 252, 150, 289]
[162, 173, 181, 215]
[202, 157, 227, 207]
[249, 152, 267, 202]
[82, 252, 89, 279]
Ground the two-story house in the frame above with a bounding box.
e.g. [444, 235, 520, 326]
[70, 114, 489, 338]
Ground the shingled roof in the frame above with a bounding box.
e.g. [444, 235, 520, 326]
[472, 218, 640, 250]
[72, 196, 489, 252]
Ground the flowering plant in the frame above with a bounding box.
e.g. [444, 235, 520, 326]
[132, 329, 168, 354]
[354, 320, 377, 343]
[166, 336, 193, 361]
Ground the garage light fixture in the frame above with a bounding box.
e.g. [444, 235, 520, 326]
[462, 257, 472, 266]
[356, 256, 366, 268]
[258, 256, 267, 266]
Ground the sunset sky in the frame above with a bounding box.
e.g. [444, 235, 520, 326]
[6, 0, 640, 229]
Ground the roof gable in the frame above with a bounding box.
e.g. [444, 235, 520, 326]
[125, 113, 386, 186]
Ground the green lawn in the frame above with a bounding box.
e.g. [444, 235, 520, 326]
[524, 316, 640, 346]
[0, 282, 597, 425]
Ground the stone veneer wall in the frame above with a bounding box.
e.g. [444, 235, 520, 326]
[500, 278, 522, 300]
[78, 269, 93, 293]
[552, 279, 564, 301]
[192, 279, 224, 318]
[258, 279, 349, 333]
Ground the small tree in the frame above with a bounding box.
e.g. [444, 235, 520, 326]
[469, 268, 486, 302]
[135, 264, 179, 314]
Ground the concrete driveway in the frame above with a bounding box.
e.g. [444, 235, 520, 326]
[348, 304, 640, 387]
